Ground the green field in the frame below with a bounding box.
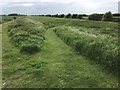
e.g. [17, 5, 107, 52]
[2, 16, 118, 88]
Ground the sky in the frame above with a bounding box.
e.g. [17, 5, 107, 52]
[0, 0, 119, 15]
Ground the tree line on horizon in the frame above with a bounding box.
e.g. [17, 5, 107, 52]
[39, 13, 87, 19]
[39, 11, 119, 22]
[2, 12, 120, 22]
[88, 11, 120, 22]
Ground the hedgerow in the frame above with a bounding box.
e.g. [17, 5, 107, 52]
[88, 13, 102, 21]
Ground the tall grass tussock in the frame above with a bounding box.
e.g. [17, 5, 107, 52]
[7, 18, 46, 53]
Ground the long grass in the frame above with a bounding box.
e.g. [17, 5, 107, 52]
[7, 18, 46, 53]
[54, 26, 118, 73]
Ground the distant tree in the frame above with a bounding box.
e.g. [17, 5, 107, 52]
[88, 13, 102, 21]
[41, 15, 45, 16]
[53, 14, 58, 17]
[58, 14, 65, 18]
[56, 14, 59, 17]
[77, 14, 82, 19]
[8, 13, 18, 16]
[8, 13, 27, 16]
[81, 14, 88, 17]
[45, 14, 51, 17]
[65, 13, 71, 18]
[102, 11, 113, 21]
[113, 13, 120, 17]
[51, 15, 54, 17]
[71, 14, 78, 19]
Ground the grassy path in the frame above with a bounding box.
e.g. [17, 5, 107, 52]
[2, 21, 118, 88]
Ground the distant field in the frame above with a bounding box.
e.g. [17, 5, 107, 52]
[0, 16, 18, 24]
[2, 16, 118, 88]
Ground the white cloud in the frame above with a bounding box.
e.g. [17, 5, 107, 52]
[1, 0, 118, 14]
[1, 0, 119, 2]
[54, 0, 74, 3]
[71, 0, 118, 9]
[1, 0, 119, 5]
[1, 0, 53, 2]
[1, 2, 35, 7]
[0, 2, 6, 7]
[20, 3, 34, 7]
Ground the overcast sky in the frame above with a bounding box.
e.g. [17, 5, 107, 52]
[0, 0, 119, 15]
